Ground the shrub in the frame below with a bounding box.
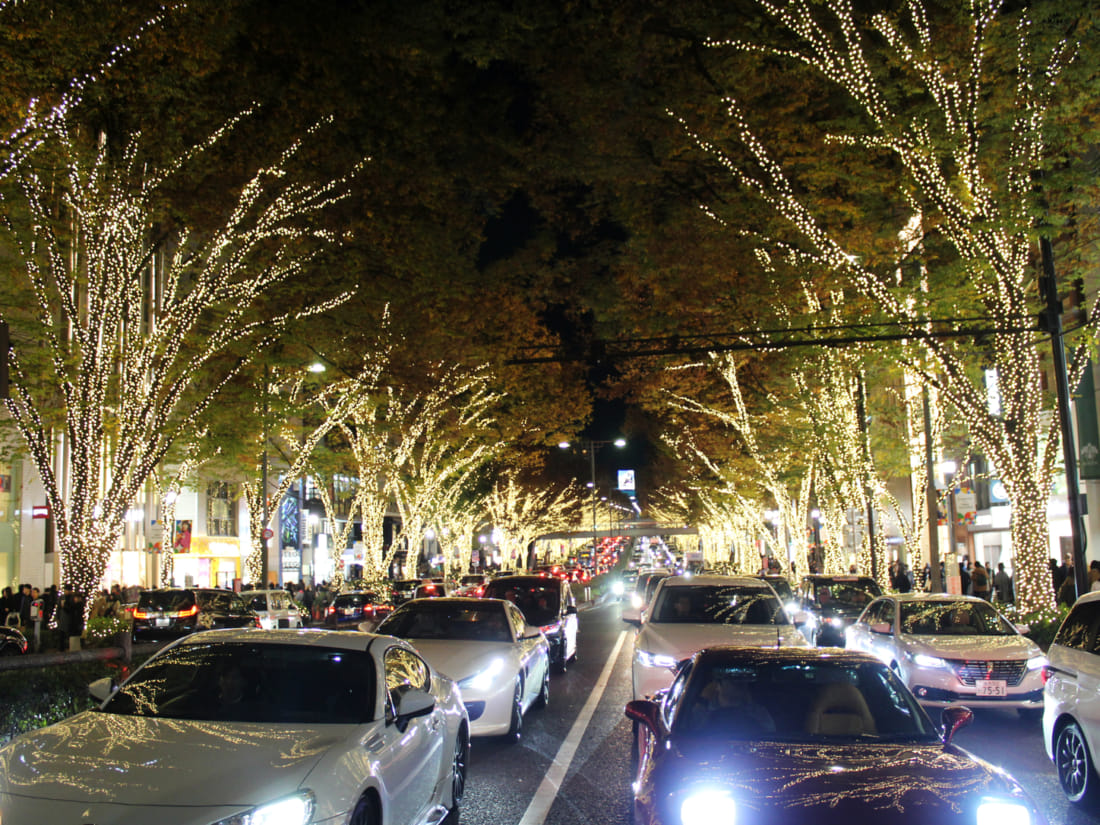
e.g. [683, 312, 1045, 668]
[83, 615, 132, 647]
[0, 659, 123, 745]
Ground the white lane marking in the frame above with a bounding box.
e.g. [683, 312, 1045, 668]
[518, 629, 630, 825]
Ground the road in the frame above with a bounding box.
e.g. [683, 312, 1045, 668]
[459, 596, 1099, 825]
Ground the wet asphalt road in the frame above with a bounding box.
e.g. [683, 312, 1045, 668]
[458, 597, 1100, 825]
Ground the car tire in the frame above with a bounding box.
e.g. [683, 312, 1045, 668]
[349, 793, 379, 825]
[450, 725, 469, 814]
[1057, 721, 1100, 805]
[534, 666, 550, 710]
[503, 679, 523, 744]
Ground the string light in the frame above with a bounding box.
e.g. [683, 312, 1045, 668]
[675, 0, 1075, 612]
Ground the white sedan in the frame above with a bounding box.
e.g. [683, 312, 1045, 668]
[376, 597, 551, 741]
[631, 575, 810, 701]
[0, 628, 469, 825]
[845, 593, 1045, 714]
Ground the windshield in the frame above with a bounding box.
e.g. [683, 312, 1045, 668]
[138, 591, 195, 610]
[334, 593, 381, 608]
[378, 601, 512, 642]
[100, 642, 375, 724]
[652, 585, 790, 625]
[899, 600, 1017, 636]
[811, 582, 877, 610]
[483, 580, 561, 625]
[674, 660, 937, 743]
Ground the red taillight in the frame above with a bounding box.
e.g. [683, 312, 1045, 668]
[326, 605, 335, 616]
[476, 586, 485, 597]
[174, 605, 200, 619]
[1041, 665, 1052, 685]
[254, 616, 263, 627]
[132, 608, 151, 620]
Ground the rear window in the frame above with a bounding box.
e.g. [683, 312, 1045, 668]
[138, 591, 196, 611]
[334, 593, 380, 608]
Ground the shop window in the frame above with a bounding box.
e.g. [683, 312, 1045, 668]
[207, 482, 237, 536]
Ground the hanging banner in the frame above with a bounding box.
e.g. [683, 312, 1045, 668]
[1076, 359, 1100, 479]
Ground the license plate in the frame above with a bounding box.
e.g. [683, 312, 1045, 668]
[155, 617, 169, 627]
[975, 679, 1007, 697]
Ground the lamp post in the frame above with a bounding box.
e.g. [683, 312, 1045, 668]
[559, 437, 626, 542]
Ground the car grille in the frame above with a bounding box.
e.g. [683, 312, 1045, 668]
[951, 659, 1027, 686]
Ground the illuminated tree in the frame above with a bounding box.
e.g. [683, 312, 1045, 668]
[679, 0, 1092, 611]
[0, 112, 360, 599]
[481, 470, 585, 572]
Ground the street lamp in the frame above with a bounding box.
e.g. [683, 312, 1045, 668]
[559, 438, 627, 541]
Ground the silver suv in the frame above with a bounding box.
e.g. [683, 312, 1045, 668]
[1044, 590, 1100, 806]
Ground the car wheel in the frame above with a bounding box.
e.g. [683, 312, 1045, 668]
[504, 679, 523, 744]
[349, 793, 379, 825]
[450, 726, 469, 809]
[1057, 722, 1100, 805]
[533, 666, 550, 710]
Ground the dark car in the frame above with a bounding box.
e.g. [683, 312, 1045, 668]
[391, 579, 424, 606]
[131, 588, 258, 641]
[483, 574, 578, 672]
[797, 574, 883, 646]
[755, 574, 794, 604]
[625, 646, 1045, 825]
[0, 626, 27, 655]
[323, 590, 392, 628]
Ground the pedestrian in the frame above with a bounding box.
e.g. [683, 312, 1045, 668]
[1057, 563, 1077, 607]
[994, 563, 1014, 603]
[971, 561, 991, 601]
[55, 583, 73, 649]
[17, 583, 33, 626]
[1090, 560, 1100, 592]
[959, 563, 970, 597]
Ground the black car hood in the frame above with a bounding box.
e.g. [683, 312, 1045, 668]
[650, 738, 1029, 824]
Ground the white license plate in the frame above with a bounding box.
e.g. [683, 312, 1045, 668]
[155, 617, 169, 627]
[975, 679, 1007, 697]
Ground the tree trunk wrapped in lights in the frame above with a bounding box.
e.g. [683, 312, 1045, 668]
[680, 0, 1093, 612]
[1, 110, 362, 602]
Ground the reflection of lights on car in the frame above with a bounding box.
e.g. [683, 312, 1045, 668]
[1026, 655, 1046, 671]
[680, 789, 737, 825]
[976, 798, 1032, 825]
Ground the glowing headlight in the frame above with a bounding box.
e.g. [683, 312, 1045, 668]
[1026, 655, 1047, 671]
[976, 798, 1031, 825]
[827, 617, 846, 627]
[911, 653, 949, 669]
[681, 789, 736, 825]
[612, 581, 626, 596]
[213, 791, 315, 825]
[459, 658, 506, 692]
[636, 649, 678, 669]
[631, 594, 644, 609]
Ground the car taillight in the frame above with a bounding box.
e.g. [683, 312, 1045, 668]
[1041, 665, 1052, 685]
[326, 605, 335, 616]
[254, 616, 263, 627]
[173, 605, 200, 619]
[476, 586, 484, 597]
[132, 609, 151, 619]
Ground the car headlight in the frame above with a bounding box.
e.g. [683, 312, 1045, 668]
[212, 791, 315, 825]
[976, 798, 1031, 825]
[458, 658, 506, 692]
[681, 789, 737, 825]
[826, 617, 846, 627]
[635, 649, 678, 669]
[910, 653, 949, 669]
[1026, 655, 1046, 671]
[612, 581, 625, 596]
[631, 594, 644, 609]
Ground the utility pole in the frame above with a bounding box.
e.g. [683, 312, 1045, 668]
[855, 372, 878, 580]
[1039, 236, 1088, 598]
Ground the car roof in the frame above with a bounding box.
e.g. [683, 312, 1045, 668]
[660, 574, 772, 589]
[175, 627, 395, 651]
[690, 645, 883, 668]
[884, 593, 990, 603]
[486, 575, 563, 586]
[398, 596, 509, 608]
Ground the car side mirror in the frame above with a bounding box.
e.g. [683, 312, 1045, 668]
[522, 624, 543, 640]
[395, 689, 436, 721]
[623, 615, 641, 627]
[88, 676, 117, 703]
[625, 698, 662, 736]
[940, 705, 973, 747]
[870, 622, 892, 635]
[1014, 623, 1031, 635]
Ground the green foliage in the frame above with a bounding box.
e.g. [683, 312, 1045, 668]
[0, 659, 127, 745]
[83, 615, 133, 647]
[1000, 602, 1068, 651]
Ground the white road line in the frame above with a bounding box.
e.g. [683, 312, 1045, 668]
[518, 629, 629, 825]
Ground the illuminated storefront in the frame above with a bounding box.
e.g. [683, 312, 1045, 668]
[171, 536, 244, 588]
